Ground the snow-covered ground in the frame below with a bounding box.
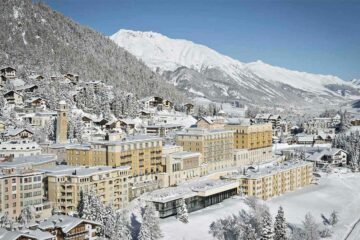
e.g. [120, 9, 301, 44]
[160, 169, 360, 240]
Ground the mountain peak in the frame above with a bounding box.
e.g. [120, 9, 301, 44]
[111, 29, 358, 107]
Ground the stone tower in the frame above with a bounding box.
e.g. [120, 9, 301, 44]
[56, 100, 68, 144]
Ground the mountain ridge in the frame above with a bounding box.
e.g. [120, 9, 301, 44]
[111, 29, 358, 107]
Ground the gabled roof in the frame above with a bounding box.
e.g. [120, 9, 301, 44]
[0, 66, 16, 71]
[0, 228, 36, 240]
[38, 215, 100, 233]
[3, 128, 33, 137]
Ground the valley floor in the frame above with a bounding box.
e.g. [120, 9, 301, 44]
[160, 168, 360, 240]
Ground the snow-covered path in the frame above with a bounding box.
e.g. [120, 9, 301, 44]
[160, 170, 360, 240]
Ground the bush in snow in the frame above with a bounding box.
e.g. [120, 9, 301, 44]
[302, 213, 320, 240]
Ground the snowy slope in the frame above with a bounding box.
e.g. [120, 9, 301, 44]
[111, 29, 358, 106]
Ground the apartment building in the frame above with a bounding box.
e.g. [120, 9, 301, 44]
[44, 166, 130, 214]
[175, 128, 234, 171]
[0, 167, 51, 220]
[0, 139, 41, 159]
[223, 161, 313, 200]
[66, 135, 163, 176]
[225, 122, 272, 150]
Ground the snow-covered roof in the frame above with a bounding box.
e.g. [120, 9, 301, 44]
[3, 127, 33, 136]
[38, 215, 100, 233]
[42, 165, 130, 177]
[143, 180, 238, 203]
[0, 228, 35, 240]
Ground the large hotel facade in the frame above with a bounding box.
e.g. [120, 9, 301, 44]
[224, 122, 273, 150]
[66, 135, 163, 176]
[175, 128, 234, 171]
[44, 166, 131, 214]
[224, 161, 313, 200]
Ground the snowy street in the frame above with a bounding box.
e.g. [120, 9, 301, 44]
[160, 169, 360, 240]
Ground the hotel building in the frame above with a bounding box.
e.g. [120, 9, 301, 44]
[66, 135, 163, 176]
[43, 165, 131, 214]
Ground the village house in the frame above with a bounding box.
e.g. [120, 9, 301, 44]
[184, 103, 194, 115]
[307, 148, 347, 166]
[141, 96, 173, 110]
[196, 116, 225, 130]
[16, 84, 39, 93]
[3, 90, 24, 105]
[63, 73, 79, 84]
[2, 128, 34, 141]
[0, 139, 41, 159]
[25, 97, 47, 109]
[37, 215, 100, 240]
[0, 66, 17, 79]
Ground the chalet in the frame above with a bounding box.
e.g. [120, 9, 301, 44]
[0, 228, 39, 240]
[196, 117, 225, 130]
[25, 97, 46, 108]
[81, 116, 94, 128]
[141, 96, 163, 108]
[255, 114, 281, 130]
[3, 90, 24, 105]
[0, 66, 16, 79]
[93, 118, 108, 128]
[307, 148, 347, 166]
[37, 215, 100, 240]
[139, 110, 154, 118]
[64, 73, 79, 84]
[184, 103, 194, 115]
[3, 128, 34, 141]
[16, 84, 39, 93]
[314, 133, 334, 144]
[296, 135, 314, 145]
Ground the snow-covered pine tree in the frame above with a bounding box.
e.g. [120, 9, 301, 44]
[302, 213, 320, 240]
[274, 206, 287, 240]
[102, 204, 116, 238]
[242, 223, 257, 240]
[138, 203, 163, 240]
[260, 209, 274, 240]
[177, 198, 189, 224]
[108, 211, 132, 240]
[0, 212, 12, 228]
[18, 206, 33, 226]
[77, 190, 91, 219]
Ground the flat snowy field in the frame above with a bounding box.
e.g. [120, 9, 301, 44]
[160, 169, 360, 240]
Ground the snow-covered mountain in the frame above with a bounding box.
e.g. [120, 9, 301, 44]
[111, 29, 358, 107]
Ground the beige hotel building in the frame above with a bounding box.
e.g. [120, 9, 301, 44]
[175, 128, 234, 171]
[66, 135, 163, 176]
[224, 161, 313, 200]
[44, 165, 131, 214]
